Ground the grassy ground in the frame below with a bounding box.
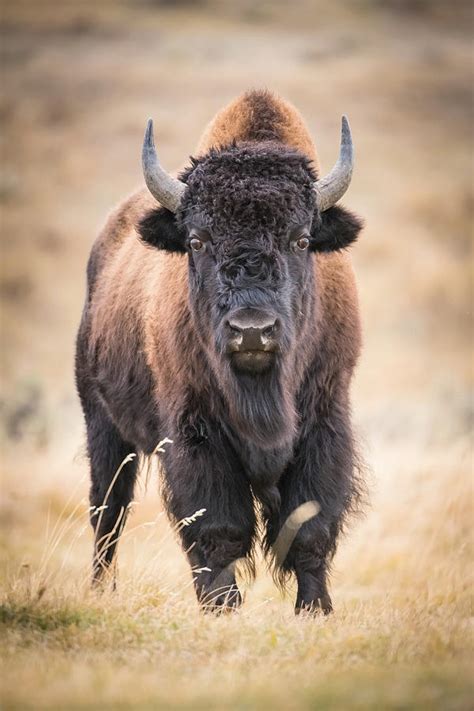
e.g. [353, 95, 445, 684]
[1, 1, 473, 708]
[1, 436, 472, 709]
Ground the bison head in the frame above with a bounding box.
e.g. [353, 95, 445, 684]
[138, 120, 362, 449]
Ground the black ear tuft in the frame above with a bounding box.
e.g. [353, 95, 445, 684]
[310, 205, 363, 253]
[137, 207, 186, 253]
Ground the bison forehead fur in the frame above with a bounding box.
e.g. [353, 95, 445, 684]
[178, 142, 317, 238]
[76, 89, 366, 615]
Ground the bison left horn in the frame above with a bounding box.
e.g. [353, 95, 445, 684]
[314, 115, 354, 212]
[142, 119, 186, 213]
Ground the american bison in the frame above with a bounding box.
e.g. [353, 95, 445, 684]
[76, 89, 364, 614]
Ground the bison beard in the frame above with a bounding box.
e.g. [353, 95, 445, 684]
[219, 362, 296, 520]
[218, 359, 296, 450]
[77, 89, 365, 615]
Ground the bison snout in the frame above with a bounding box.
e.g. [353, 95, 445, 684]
[225, 309, 280, 354]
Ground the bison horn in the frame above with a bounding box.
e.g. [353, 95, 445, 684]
[314, 115, 354, 212]
[142, 119, 186, 213]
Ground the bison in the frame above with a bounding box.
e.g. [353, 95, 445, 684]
[76, 89, 364, 614]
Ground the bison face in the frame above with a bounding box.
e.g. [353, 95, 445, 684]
[139, 143, 362, 447]
[184, 219, 312, 377]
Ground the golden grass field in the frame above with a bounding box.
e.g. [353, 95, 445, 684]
[1, 1, 473, 708]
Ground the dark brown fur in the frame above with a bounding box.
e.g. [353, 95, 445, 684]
[76, 90, 364, 614]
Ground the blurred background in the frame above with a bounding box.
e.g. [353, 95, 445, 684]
[0, 0, 472, 706]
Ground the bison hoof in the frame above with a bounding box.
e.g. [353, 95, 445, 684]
[295, 595, 333, 617]
[200, 584, 242, 614]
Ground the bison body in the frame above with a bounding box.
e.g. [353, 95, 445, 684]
[76, 90, 364, 613]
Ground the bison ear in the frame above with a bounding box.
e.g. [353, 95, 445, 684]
[309, 205, 363, 253]
[137, 207, 186, 253]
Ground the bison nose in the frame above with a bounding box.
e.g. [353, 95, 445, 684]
[227, 311, 279, 352]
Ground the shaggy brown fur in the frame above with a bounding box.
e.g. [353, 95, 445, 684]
[76, 89, 363, 614]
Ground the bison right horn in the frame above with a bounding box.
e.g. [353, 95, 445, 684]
[314, 115, 354, 212]
[142, 119, 186, 213]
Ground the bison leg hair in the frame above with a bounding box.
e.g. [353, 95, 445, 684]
[161, 421, 256, 613]
[83, 397, 138, 586]
[266, 403, 357, 615]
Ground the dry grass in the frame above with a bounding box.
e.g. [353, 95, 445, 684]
[1, 0, 473, 708]
[1, 433, 472, 708]
[1, 432, 472, 709]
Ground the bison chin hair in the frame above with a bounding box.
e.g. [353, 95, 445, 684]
[218, 360, 297, 450]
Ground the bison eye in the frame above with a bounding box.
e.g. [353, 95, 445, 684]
[190, 238, 205, 252]
[295, 236, 310, 251]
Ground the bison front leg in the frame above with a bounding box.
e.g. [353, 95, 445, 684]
[267, 407, 360, 615]
[82, 396, 138, 586]
[187, 523, 252, 611]
[161, 419, 256, 613]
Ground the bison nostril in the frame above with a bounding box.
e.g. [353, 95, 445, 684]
[262, 319, 279, 339]
[227, 321, 242, 336]
[262, 326, 274, 338]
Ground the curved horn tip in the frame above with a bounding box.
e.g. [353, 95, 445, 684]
[141, 116, 186, 212]
[341, 115, 352, 141]
[313, 114, 354, 212]
[144, 118, 155, 147]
